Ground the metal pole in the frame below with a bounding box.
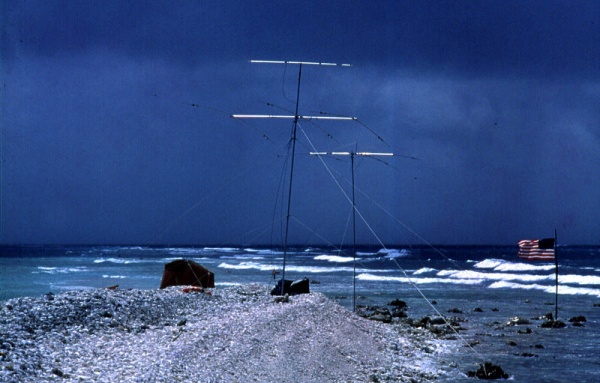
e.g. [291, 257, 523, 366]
[281, 63, 303, 295]
[554, 229, 558, 320]
[351, 151, 357, 312]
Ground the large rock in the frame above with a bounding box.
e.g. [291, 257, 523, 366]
[388, 299, 407, 309]
[467, 362, 509, 379]
[541, 320, 566, 328]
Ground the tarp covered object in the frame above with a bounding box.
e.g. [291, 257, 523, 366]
[270, 277, 310, 296]
[159, 259, 215, 289]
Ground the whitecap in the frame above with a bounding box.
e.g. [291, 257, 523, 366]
[356, 251, 377, 256]
[93, 258, 158, 264]
[244, 248, 284, 255]
[314, 255, 354, 263]
[380, 249, 410, 259]
[203, 247, 240, 253]
[489, 281, 600, 298]
[219, 255, 265, 260]
[356, 273, 484, 285]
[413, 267, 437, 275]
[494, 262, 555, 272]
[218, 262, 368, 274]
[474, 258, 555, 272]
[36, 266, 87, 274]
[559, 274, 600, 286]
[167, 248, 206, 256]
[438, 269, 552, 283]
[473, 259, 504, 269]
[218, 262, 272, 271]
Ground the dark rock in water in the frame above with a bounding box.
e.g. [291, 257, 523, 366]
[491, 308, 499, 312]
[466, 340, 480, 347]
[356, 306, 393, 323]
[388, 299, 407, 308]
[593, 302, 600, 307]
[517, 327, 532, 334]
[536, 312, 553, 320]
[447, 308, 463, 314]
[568, 315, 587, 323]
[467, 362, 509, 379]
[370, 307, 392, 323]
[572, 322, 584, 327]
[533, 344, 544, 349]
[369, 313, 392, 323]
[412, 316, 431, 327]
[506, 340, 517, 346]
[177, 319, 187, 327]
[521, 352, 538, 357]
[429, 316, 446, 325]
[473, 307, 484, 312]
[506, 317, 531, 326]
[431, 300, 437, 305]
[540, 320, 566, 328]
[391, 308, 407, 318]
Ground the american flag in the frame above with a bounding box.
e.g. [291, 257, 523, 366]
[518, 238, 555, 260]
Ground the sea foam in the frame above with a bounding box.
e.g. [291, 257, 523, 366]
[473, 259, 555, 272]
[314, 255, 355, 263]
[438, 269, 553, 282]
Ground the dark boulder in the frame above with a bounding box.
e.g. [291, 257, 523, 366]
[568, 316, 587, 323]
[467, 362, 509, 379]
[388, 299, 407, 309]
[540, 320, 566, 328]
[506, 317, 531, 326]
[356, 306, 392, 323]
[391, 307, 408, 318]
[429, 316, 446, 325]
[369, 307, 392, 323]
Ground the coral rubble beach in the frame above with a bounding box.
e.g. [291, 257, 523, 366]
[0, 285, 450, 382]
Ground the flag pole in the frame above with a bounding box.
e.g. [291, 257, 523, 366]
[554, 229, 558, 321]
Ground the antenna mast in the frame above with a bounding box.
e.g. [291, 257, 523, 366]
[232, 60, 353, 295]
[310, 150, 394, 311]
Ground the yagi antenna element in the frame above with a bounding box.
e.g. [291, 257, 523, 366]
[250, 60, 352, 67]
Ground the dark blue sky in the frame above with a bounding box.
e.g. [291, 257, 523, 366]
[1, 0, 599, 245]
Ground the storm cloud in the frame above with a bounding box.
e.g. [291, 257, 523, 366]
[1, 1, 599, 245]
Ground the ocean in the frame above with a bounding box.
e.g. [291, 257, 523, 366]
[1, 244, 599, 382]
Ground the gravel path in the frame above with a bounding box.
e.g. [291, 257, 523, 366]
[1, 285, 450, 382]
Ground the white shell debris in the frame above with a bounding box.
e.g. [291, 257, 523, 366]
[1, 285, 445, 382]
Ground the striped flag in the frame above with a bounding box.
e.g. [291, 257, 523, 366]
[518, 238, 555, 260]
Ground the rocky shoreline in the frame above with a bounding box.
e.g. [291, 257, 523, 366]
[0, 284, 454, 382]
